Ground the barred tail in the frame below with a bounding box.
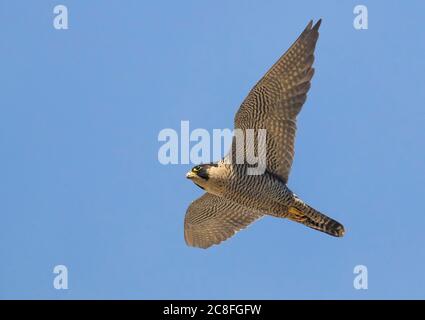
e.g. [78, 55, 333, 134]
[287, 202, 345, 237]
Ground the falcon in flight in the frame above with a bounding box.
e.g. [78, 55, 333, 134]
[185, 20, 345, 249]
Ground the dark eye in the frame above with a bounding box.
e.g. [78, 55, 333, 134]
[192, 166, 201, 172]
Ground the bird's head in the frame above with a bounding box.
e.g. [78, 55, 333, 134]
[186, 164, 217, 191]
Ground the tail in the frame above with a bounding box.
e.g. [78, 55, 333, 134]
[287, 201, 345, 237]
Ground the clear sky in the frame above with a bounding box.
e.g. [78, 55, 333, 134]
[1, 0, 424, 299]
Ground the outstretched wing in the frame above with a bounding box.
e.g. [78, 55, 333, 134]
[234, 20, 321, 182]
[184, 193, 263, 249]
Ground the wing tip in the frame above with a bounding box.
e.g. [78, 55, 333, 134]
[301, 19, 322, 43]
[313, 19, 322, 31]
[306, 20, 313, 30]
[305, 19, 322, 32]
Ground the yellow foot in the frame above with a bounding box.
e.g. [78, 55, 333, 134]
[288, 206, 307, 222]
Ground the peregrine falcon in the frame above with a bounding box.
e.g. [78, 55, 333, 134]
[185, 20, 345, 249]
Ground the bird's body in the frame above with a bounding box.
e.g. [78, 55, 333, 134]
[205, 162, 292, 215]
[184, 20, 345, 248]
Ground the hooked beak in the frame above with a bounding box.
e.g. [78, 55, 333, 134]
[186, 171, 196, 179]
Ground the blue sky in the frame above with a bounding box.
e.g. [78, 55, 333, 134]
[1, 1, 424, 299]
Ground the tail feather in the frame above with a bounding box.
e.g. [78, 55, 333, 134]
[287, 202, 345, 237]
